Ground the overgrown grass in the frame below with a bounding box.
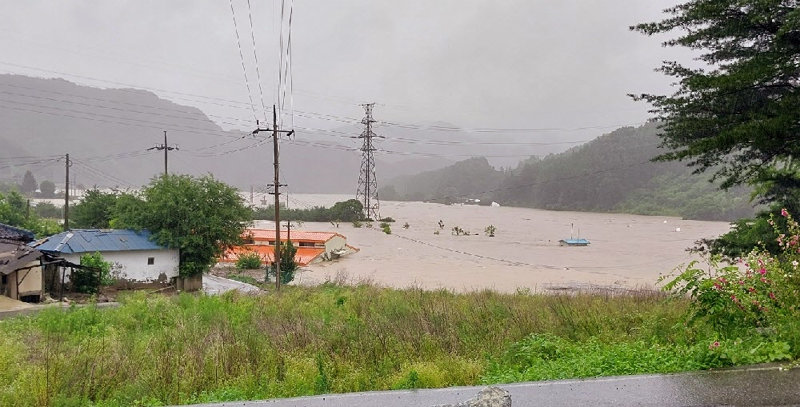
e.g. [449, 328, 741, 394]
[0, 285, 796, 406]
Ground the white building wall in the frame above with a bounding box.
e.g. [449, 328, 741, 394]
[61, 249, 179, 283]
[324, 236, 346, 254]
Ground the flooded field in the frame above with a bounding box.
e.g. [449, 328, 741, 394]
[257, 195, 733, 293]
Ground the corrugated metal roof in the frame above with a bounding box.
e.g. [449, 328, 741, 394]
[245, 229, 344, 243]
[0, 241, 42, 275]
[0, 223, 35, 242]
[221, 245, 325, 266]
[33, 229, 166, 254]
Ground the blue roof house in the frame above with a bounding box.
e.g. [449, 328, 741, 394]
[35, 229, 179, 283]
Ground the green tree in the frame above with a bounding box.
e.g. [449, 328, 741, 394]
[19, 170, 37, 195]
[72, 189, 118, 228]
[39, 180, 56, 198]
[0, 190, 27, 226]
[329, 199, 364, 222]
[0, 191, 62, 237]
[115, 175, 251, 277]
[33, 202, 61, 219]
[267, 240, 298, 285]
[631, 2, 800, 208]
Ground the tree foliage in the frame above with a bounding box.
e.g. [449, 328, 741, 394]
[115, 175, 251, 277]
[0, 190, 61, 237]
[266, 240, 298, 285]
[72, 189, 119, 229]
[253, 199, 364, 223]
[631, 1, 800, 208]
[19, 171, 37, 195]
[39, 180, 56, 198]
[73, 252, 113, 294]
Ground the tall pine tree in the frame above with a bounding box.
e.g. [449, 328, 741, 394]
[632, 1, 800, 212]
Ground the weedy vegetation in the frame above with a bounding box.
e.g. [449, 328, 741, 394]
[2, 274, 798, 406]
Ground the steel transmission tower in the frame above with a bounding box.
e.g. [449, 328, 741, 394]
[356, 103, 382, 220]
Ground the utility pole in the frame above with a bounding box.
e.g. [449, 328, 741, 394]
[355, 103, 383, 220]
[147, 131, 179, 176]
[252, 105, 293, 290]
[64, 153, 71, 230]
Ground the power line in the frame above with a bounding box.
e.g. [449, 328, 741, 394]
[245, 0, 268, 121]
[228, 0, 259, 121]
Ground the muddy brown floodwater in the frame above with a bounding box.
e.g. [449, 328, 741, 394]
[254, 195, 733, 293]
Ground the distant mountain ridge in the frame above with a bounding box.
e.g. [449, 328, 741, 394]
[381, 123, 756, 221]
[0, 74, 450, 193]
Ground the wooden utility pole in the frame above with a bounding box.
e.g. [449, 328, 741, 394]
[147, 131, 178, 177]
[252, 105, 293, 290]
[64, 153, 70, 230]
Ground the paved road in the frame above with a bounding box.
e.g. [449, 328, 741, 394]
[186, 364, 800, 407]
[203, 274, 261, 295]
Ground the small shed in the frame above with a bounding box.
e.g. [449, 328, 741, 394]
[0, 223, 43, 302]
[34, 229, 179, 283]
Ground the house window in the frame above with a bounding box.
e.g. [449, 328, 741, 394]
[147, 257, 155, 265]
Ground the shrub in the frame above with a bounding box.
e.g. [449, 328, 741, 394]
[662, 208, 800, 332]
[379, 217, 395, 223]
[72, 252, 112, 294]
[235, 252, 263, 270]
[485, 225, 496, 237]
[352, 220, 362, 228]
[267, 240, 298, 285]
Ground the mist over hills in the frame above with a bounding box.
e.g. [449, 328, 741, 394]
[0, 74, 461, 193]
[1, 74, 747, 221]
[381, 123, 757, 221]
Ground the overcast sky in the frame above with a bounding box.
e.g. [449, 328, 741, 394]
[0, 1, 689, 143]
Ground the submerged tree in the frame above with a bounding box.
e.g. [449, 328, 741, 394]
[631, 2, 800, 211]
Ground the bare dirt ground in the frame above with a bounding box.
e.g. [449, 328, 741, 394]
[255, 197, 732, 293]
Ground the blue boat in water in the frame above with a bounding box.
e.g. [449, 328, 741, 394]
[560, 223, 590, 246]
[559, 238, 590, 246]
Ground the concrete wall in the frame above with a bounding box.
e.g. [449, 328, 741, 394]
[61, 249, 179, 283]
[324, 236, 346, 254]
[2, 261, 43, 301]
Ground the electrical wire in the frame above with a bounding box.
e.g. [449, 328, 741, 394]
[245, 0, 268, 122]
[228, 0, 259, 121]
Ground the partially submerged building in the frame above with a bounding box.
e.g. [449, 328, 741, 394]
[0, 223, 44, 302]
[34, 229, 179, 283]
[221, 229, 358, 266]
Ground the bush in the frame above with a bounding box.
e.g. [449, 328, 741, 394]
[662, 208, 800, 332]
[33, 202, 61, 219]
[73, 252, 112, 294]
[267, 240, 298, 285]
[235, 252, 263, 270]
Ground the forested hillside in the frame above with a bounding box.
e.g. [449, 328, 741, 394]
[381, 123, 757, 221]
[379, 157, 505, 204]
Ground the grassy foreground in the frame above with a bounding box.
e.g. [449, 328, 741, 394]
[0, 284, 797, 407]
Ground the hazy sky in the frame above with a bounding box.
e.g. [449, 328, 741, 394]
[0, 1, 688, 145]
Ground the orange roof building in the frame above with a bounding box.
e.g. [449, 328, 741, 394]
[220, 229, 357, 267]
